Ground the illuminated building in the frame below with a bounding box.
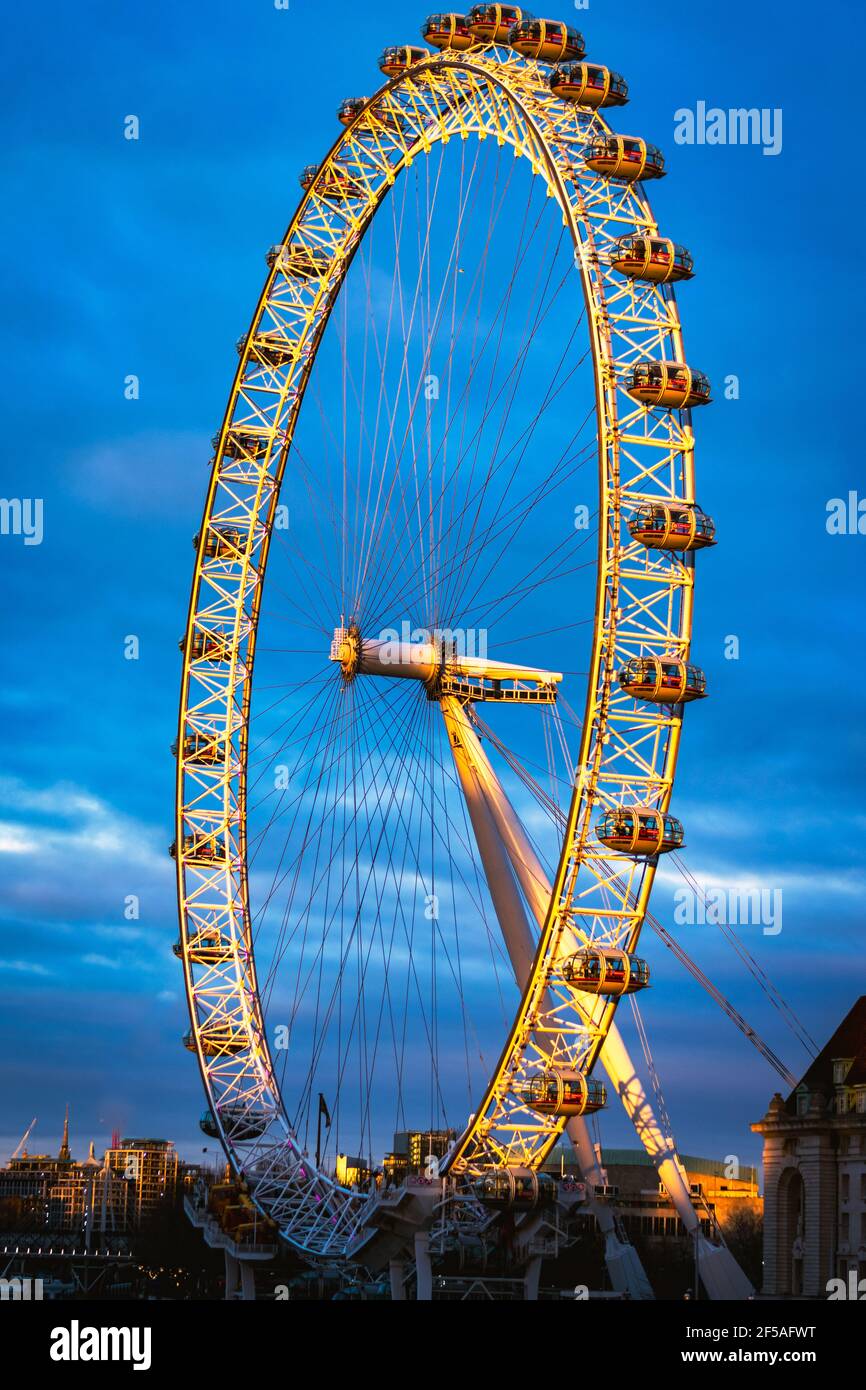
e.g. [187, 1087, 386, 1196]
[0, 1113, 132, 1235]
[387, 1130, 456, 1178]
[334, 1154, 371, 1188]
[104, 1139, 180, 1227]
[541, 1145, 760, 1240]
[753, 996, 866, 1296]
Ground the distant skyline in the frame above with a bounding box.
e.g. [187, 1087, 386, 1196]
[1, 0, 864, 1172]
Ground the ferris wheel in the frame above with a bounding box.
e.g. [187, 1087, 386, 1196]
[173, 6, 746, 1295]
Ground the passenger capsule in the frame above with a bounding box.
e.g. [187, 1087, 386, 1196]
[474, 1167, 557, 1208]
[521, 1070, 606, 1117]
[611, 234, 694, 284]
[550, 62, 628, 107]
[200, 1107, 269, 1141]
[237, 331, 299, 369]
[299, 162, 364, 202]
[467, 4, 530, 42]
[196, 525, 245, 560]
[200, 1109, 220, 1138]
[596, 807, 684, 856]
[337, 96, 368, 126]
[186, 630, 233, 663]
[183, 1025, 246, 1057]
[628, 502, 716, 552]
[422, 13, 477, 50]
[379, 45, 430, 78]
[170, 831, 228, 865]
[561, 947, 650, 996]
[618, 656, 707, 704]
[176, 731, 228, 765]
[267, 243, 332, 280]
[173, 930, 233, 964]
[583, 134, 665, 181]
[626, 361, 711, 409]
[509, 17, 584, 62]
[216, 428, 272, 462]
[338, 96, 402, 132]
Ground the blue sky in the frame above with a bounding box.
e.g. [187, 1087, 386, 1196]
[1, 0, 864, 1177]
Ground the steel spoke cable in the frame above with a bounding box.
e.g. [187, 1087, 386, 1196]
[363, 318, 597, 637]
[437, 218, 578, 623]
[670, 851, 819, 1058]
[363, 435, 598, 646]
[474, 713, 800, 1086]
[354, 138, 521, 622]
[445, 305, 590, 622]
[356, 164, 546, 624]
[434, 172, 563, 624]
[287, 684, 446, 1141]
[350, 141, 456, 614]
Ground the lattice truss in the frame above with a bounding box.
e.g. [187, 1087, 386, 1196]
[175, 40, 699, 1255]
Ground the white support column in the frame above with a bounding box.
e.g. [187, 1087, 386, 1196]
[524, 1255, 543, 1302]
[224, 1250, 240, 1301]
[239, 1260, 256, 1301]
[414, 1231, 433, 1302]
[442, 697, 753, 1299]
[442, 696, 654, 1300]
[389, 1259, 406, 1302]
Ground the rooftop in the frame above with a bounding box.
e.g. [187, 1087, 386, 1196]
[544, 1146, 758, 1186]
[785, 995, 866, 1110]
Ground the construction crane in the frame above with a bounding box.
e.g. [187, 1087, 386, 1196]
[11, 1118, 36, 1160]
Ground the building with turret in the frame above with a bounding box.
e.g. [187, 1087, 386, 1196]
[0, 1110, 132, 1235]
[0, 1115, 179, 1236]
[753, 996, 866, 1296]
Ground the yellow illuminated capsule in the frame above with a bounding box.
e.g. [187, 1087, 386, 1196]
[299, 162, 363, 202]
[627, 361, 711, 409]
[509, 16, 584, 62]
[467, 4, 531, 43]
[215, 427, 272, 461]
[183, 1025, 246, 1057]
[237, 331, 299, 369]
[337, 97, 405, 135]
[521, 1071, 606, 1117]
[596, 807, 684, 856]
[584, 134, 665, 181]
[173, 929, 234, 964]
[611, 234, 694, 284]
[561, 948, 650, 996]
[175, 731, 228, 765]
[379, 45, 429, 77]
[550, 62, 629, 107]
[617, 656, 708, 704]
[422, 13, 477, 50]
[628, 502, 716, 552]
[267, 243, 332, 281]
[186, 630, 233, 663]
[170, 831, 228, 865]
[337, 96, 368, 126]
[193, 524, 245, 561]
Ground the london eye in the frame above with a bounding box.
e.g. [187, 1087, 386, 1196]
[173, 5, 750, 1298]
